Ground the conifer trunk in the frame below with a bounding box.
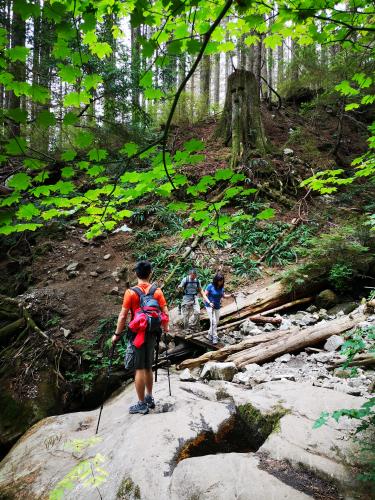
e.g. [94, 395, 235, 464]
[215, 69, 268, 163]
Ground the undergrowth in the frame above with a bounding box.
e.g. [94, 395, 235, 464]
[66, 316, 125, 392]
[282, 222, 375, 293]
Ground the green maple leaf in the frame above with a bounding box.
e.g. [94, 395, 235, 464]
[58, 65, 82, 84]
[36, 110, 56, 128]
[16, 203, 40, 221]
[61, 150, 77, 161]
[88, 149, 107, 161]
[7, 172, 31, 190]
[82, 74, 103, 90]
[74, 131, 94, 148]
[7, 45, 30, 62]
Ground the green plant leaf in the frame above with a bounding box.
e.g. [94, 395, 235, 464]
[16, 203, 40, 221]
[5, 137, 27, 155]
[74, 131, 94, 148]
[7, 45, 29, 62]
[7, 172, 31, 190]
[88, 149, 107, 161]
[36, 110, 56, 128]
[61, 150, 77, 161]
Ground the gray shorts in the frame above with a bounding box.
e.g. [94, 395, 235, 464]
[125, 336, 156, 371]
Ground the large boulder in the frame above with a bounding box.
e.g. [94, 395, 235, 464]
[0, 374, 368, 500]
[316, 289, 338, 309]
[200, 361, 238, 381]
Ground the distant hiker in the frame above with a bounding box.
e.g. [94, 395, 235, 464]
[204, 272, 232, 344]
[178, 269, 207, 332]
[112, 260, 169, 415]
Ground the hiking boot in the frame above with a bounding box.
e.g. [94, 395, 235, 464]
[129, 401, 149, 415]
[145, 394, 155, 409]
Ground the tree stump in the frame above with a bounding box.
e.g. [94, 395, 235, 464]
[215, 69, 268, 165]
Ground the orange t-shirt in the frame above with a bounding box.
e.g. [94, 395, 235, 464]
[122, 283, 167, 314]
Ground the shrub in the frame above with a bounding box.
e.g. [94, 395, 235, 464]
[282, 222, 375, 292]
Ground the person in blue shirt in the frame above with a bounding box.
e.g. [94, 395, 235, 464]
[204, 272, 232, 344]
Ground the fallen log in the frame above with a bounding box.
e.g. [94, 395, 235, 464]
[328, 353, 375, 369]
[218, 281, 320, 325]
[260, 297, 313, 316]
[184, 314, 282, 340]
[228, 313, 365, 368]
[177, 329, 292, 369]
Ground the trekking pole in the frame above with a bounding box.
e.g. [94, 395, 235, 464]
[164, 331, 172, 396]
[95, 344, 115, 435]
[155, 336, 159, 382]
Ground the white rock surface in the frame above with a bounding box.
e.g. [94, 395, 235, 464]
[170, 454, 310, 500]
[0, 375, 368, 499]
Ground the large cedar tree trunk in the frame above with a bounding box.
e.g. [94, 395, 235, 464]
[215, 69, 268, 165]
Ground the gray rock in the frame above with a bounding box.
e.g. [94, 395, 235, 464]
[103, 254, 111, 260]
[89, 271, 98, 277]
[324, 335, 344, 352]
[310, 351, 337, 363]
[276, 354, 292, 363]
[241, 320, 262, 336]
[328, 302, 358, 315]
[0, 375, 367, 499]
[66, 261, 81, 272]
[201, 362, 238, 381]
[283, 147, 294, 156]
[269, 372, 297, 382]
[263, 323, 275, 332]
[316, 289, 338, 309]
[306, 305, 317, 313]
[179, 368, 197, 382]
[279, 318, 293, 330]
[60, 327, 71, 338]
[110, 286, 119, 295]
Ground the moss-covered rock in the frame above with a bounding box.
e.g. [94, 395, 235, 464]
[237, 403, 289, 449]
[0, 371, 61, 457]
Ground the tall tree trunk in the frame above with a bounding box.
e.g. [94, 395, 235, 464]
[131, 25, 141, 124]
[215, 70, 269, 162]
[213, 53, 220, 106]
[8, 9, 26, 136]
[200, 54, 210, 111]
[277, 41, 284, 89]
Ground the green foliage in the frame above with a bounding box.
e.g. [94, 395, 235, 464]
[282, 222, 375, 292]
[328, 263, 353, 291]
[66, 316, 125, 392]
[1, 0, 374, 241]
[230, 220, 314, 268]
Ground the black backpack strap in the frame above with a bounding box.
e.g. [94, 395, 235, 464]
[148, 283, 158, 297]
[131, 286, 144, 299]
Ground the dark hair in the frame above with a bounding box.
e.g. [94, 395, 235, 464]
[135, 260, 152, 279]
[213, 273, 224, 290]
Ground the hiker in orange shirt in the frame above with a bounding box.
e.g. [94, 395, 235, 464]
[112, 260, 169, 414]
